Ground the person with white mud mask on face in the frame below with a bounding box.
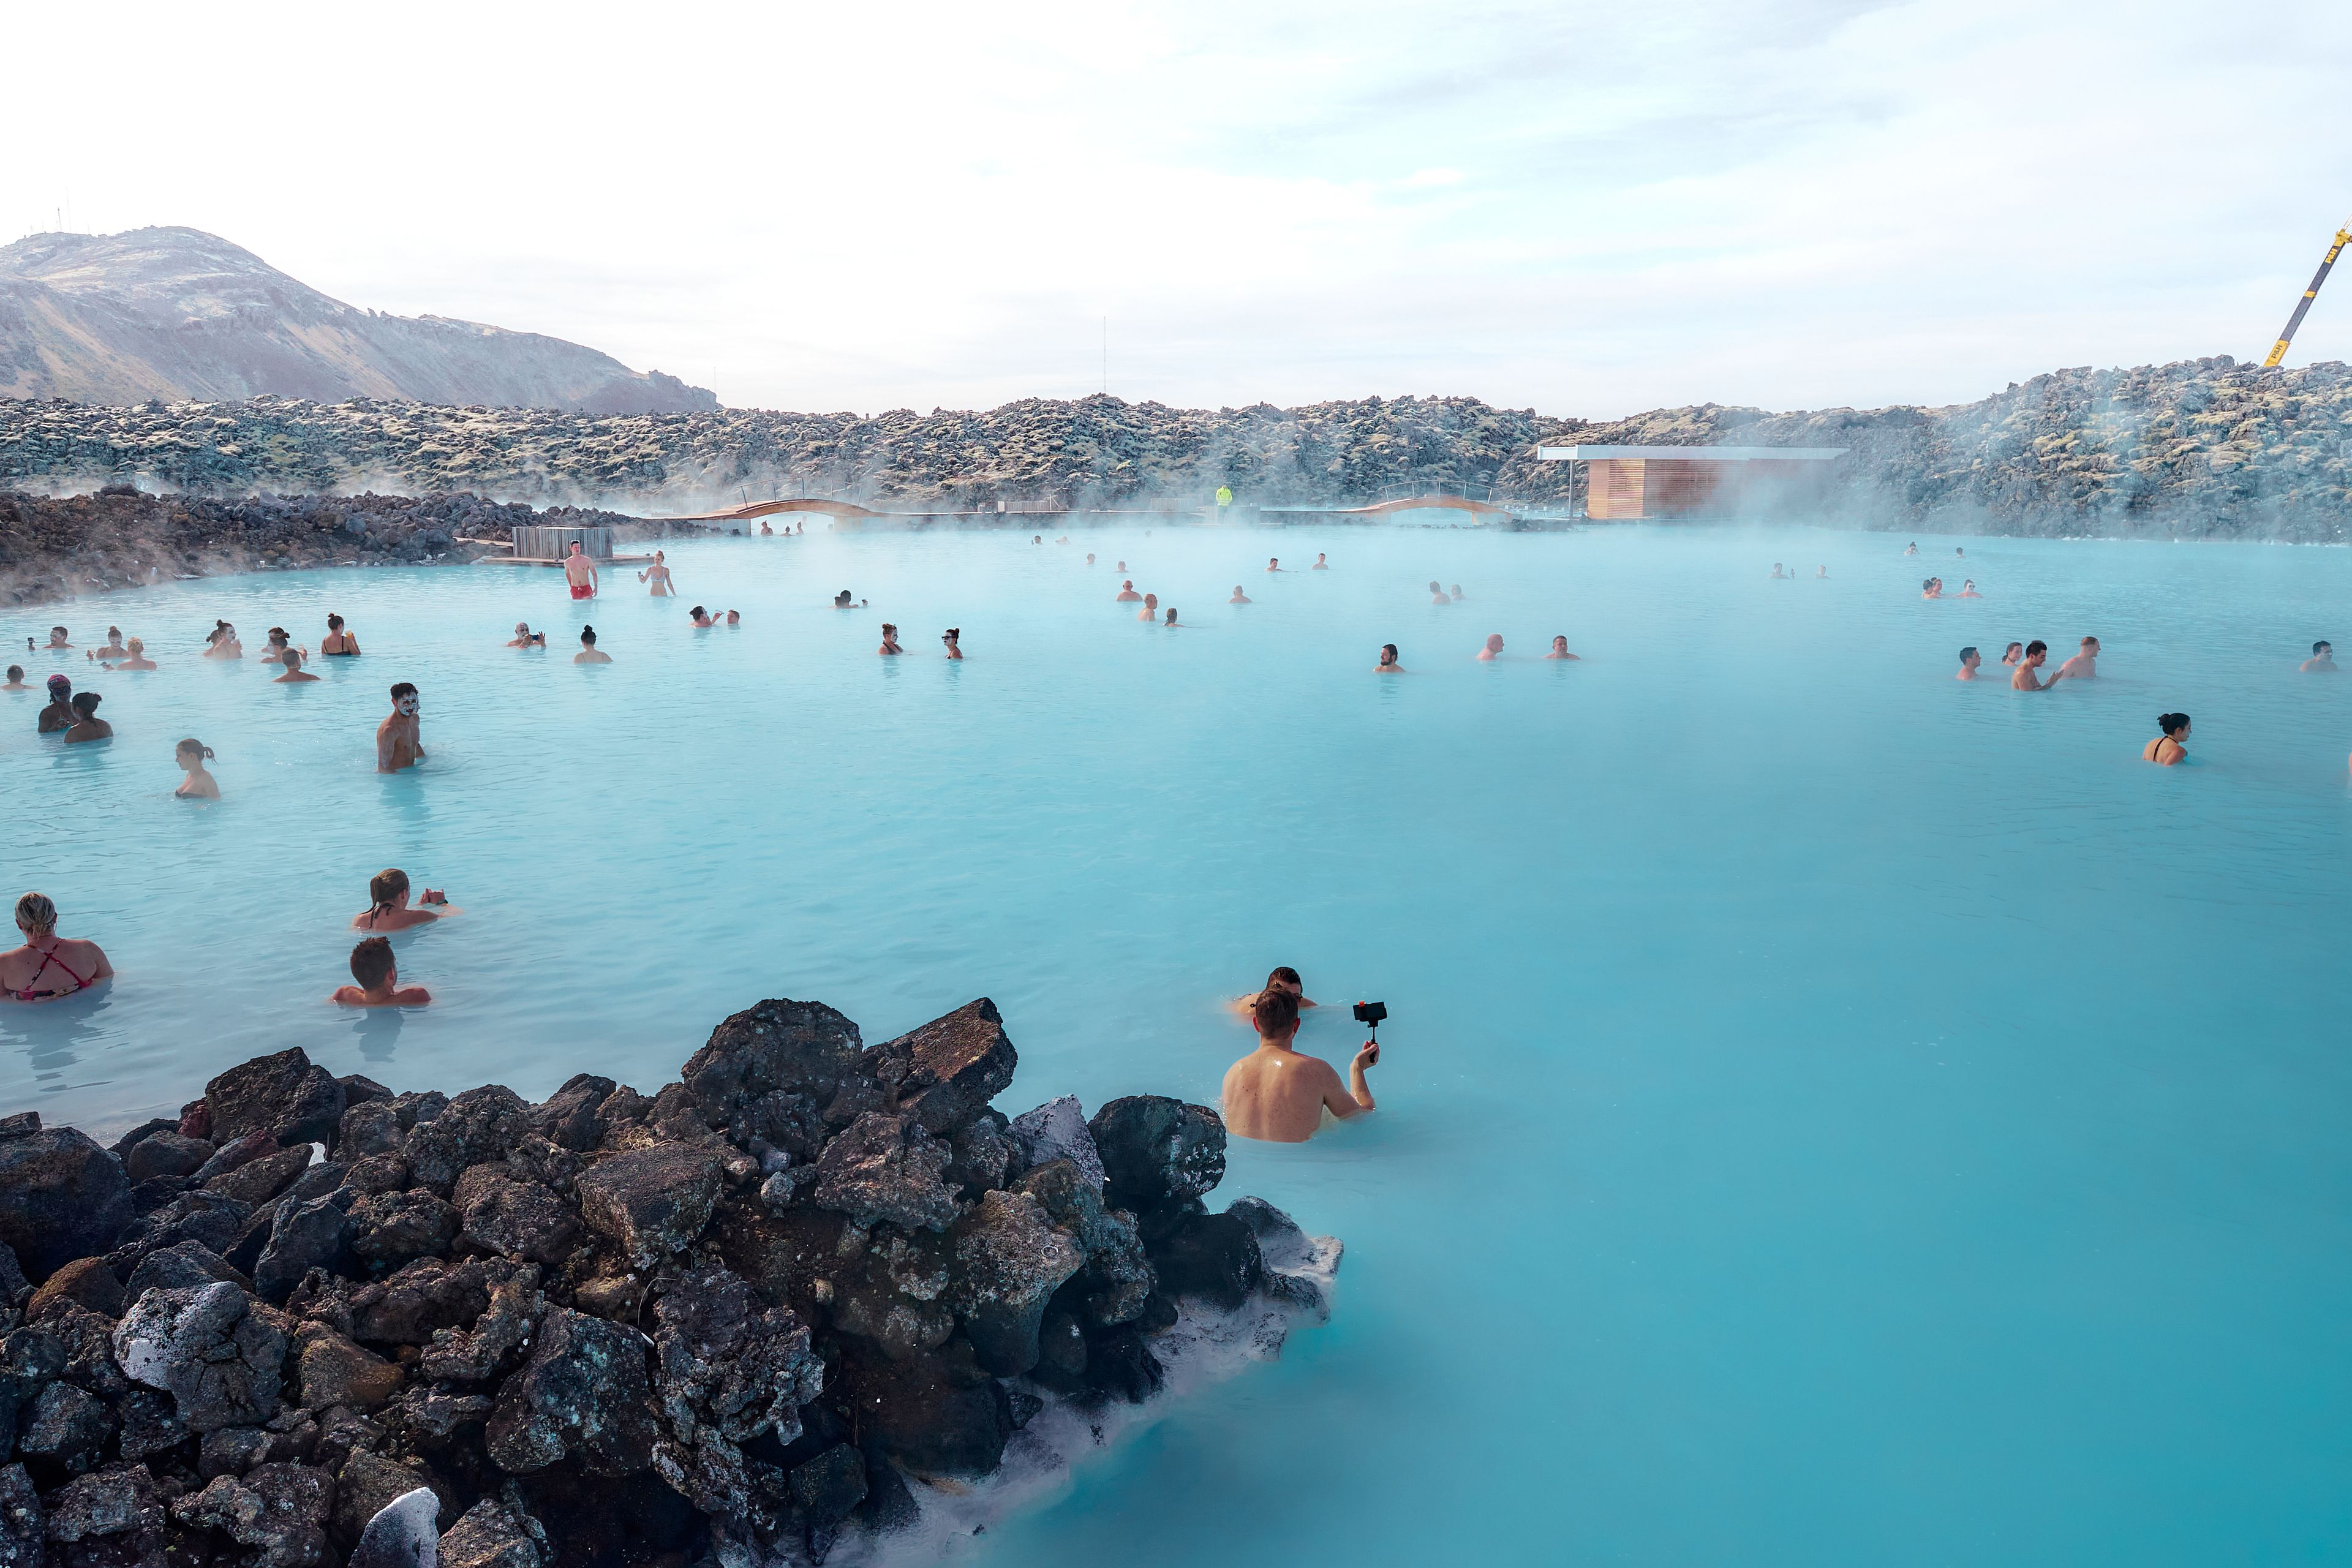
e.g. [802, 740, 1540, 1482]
[377, 682, 425, 773]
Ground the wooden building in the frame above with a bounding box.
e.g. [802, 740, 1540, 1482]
[1534, 445, 1847, 520]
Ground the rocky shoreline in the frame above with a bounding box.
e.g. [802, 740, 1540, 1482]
[0, 489, 719, 607]
[0, 997, 1333, 1566]
[7, 354, 2352, 540]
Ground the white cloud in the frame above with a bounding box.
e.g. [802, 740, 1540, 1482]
[7, 0, 2352, 417]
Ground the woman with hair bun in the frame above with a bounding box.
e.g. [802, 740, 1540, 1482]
[2144, 714, 2190, 766]
[175, 739, 220, 799]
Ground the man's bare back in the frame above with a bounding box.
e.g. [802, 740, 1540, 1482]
[1221, 987, 1374, 1143]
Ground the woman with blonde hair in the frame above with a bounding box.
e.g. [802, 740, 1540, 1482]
[0, 892, 113, 1002]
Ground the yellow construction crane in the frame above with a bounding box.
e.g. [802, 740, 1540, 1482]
[2262, 214, 2352, 368]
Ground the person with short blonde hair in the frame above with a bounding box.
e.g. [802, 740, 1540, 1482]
[1, 892, 113, 1001]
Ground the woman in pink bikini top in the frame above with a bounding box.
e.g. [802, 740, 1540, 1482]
[1, 891, 113, 1002]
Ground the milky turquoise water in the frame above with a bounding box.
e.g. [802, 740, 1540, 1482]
[5, 522, 2351, 1565]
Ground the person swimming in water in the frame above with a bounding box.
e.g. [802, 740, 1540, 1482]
[1266, 557, 1281, 573]
[1137, 594, 1159, 622]
[2143, 712, 2190, 766]
[2, 666, 28, 690]
[1815, 565, 1827, 578]
[1429, 581, 1449, 605]
[1116, 560, 1128, 572]
[1956, 646, 1981, 680]
[62, 692, 110, 744]
[1220, 987, 1376, 1144]
[333, 936, 431, 1008]
[1904, 542, 1918, 556]
[689, 605, 720, 628]
[725, 609, 740, 627]
[202, 621, 242, 659]
[1959, 579, 1981, 597]
[1478, 633, 1504, 660]
[1921, 578, 1943, 598]
[2011, 640, 2056, 690]
[37, 675, 74, 733]
[1770, 563, 1788, 579]
[1163, 606, 1183, 627]
[1955, 546, 1965, 558]
[103, 638, 155, 671]
[321, 614, 361, 656]
[575, 626, 611, 663]
[88, 627, 127, 662]
[1232, 965, 1319, 1019]
[273, 648, 319, 684]
[639, 551, 676, 596]
[507, 622, 545, 649]
[45, 626, 74, 652]
[1376, 643, 1405, 673]
[942, 628, 963, 660]
[1313, 553, 1329, 570]
[1450, 585, 1465, 601]
[355, 867, 457, 931]
[2000, 641, 2024, 666]
[1229, 586, 1251, 603]
[1087, 552, 1096, 565]
[562, 540, 598, 600]
[174, 739, 220, 799]
[1, 892, 113, 1003]
[260, 627, 292, 664]
[2053, 636, 2100, 680]
[1545, 635, 1579, 660]
[2300, 640, 2336, 673]
[878, 624, 903, 655]
[1115, 579, 1142, 603]
[377, 683, 424, 772]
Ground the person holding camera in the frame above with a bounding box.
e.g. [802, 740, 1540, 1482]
[1221, 987, 1378, 1143]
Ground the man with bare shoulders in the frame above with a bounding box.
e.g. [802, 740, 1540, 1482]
[1956, 646, 1981, 681]
[2053, 636, 2099, 681]
[1115, 579, 1142, 603]
[1221, 987, 1376, 1143]
[2011, 640, 2055, 691]
[2302, 641, 2337, 673]
[562, 540, 598, 600]
[377, 682, 424, 772]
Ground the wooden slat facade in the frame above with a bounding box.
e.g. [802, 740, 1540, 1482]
[511, 525, 615, 559]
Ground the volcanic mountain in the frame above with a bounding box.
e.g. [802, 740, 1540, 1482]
[0, 226, 715, 414]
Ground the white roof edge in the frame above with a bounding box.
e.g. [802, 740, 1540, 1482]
[1534, 445, 1849, 461]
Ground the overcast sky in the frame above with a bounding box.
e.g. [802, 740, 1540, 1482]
[11, 0, 2352, 418]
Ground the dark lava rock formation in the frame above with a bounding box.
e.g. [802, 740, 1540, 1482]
[0, 488, 712, 606]
[0, 996, 1335, 1566]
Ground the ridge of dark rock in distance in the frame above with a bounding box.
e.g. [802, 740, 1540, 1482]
[0, 227, 717, 416]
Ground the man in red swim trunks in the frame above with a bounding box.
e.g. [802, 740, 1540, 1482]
[563, 540, 598, 600]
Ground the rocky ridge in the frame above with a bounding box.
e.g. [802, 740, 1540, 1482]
[0, 997, 1335, 1567]
[9, 354, 2350, 540]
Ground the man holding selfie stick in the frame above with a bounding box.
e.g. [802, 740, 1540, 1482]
[1221, 989, 1381, 1143]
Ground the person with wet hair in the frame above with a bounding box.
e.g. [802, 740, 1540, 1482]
[638, 550, 676, 597]
[88, 627, 127, 662]
[1137, 594, 1159, 622]
[1230, 585, 1251, 604]
[2011, 640, 2056, 691]
[2144, 713, 2191, 766]
[1221, 984, 1378, 1144]
[834, 590, 858, 609]
[2, 665, 28, 691]
[202, 621, 242, 658]
[332, 935, 432, 1008]
[690, 605, 720, 628]
[47, 626, 73, 650]
[2053, 636, 2100, 681]
[355, 867, 456, 930]
[1267, 557, 1281, 573]
[1116, 579, 1142, 603]
[1430, 580, 1449, 605]
[1921, 578, 1943, 598]
[1956, 646, 1982, 681]
[2301, 641, 2336, 673]
[1376, 643, 1406, 673]
[321, 613, 361, 655]
[274, 647, 320, 684]
[261, 627, 293, 664]
[38, 674, 75, 733]
[725, 609, 740, 627]
[2000, 641, 2024, 666]
[1, 892, 113, 1001]
[378, 682, 424, 773]
[1478, 633, 1504, 661]
[62, 691, 110, 744]
[175, 739, 220, 799]
[1163, 606, 1184, 628]
[878, 624, 903, 654]
[508, 622, 546, 649]
[104, 638, 156, 671]
[941, 628, 963, 660]
[562, 539, 598, 600]
[1313, 553, 1329, 570]
[1233, 965, 1319, 1019]
[575, 625, 612, 664]
[1546, 635, 1580, 661]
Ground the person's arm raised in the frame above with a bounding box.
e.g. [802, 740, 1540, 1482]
[1321, 1043, 1379, 1120]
